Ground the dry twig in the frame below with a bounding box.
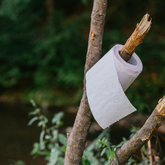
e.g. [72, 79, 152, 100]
[120, 13, 152, 61]
[147, 140, 153, 165]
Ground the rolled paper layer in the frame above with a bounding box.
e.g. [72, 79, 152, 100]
[86, 44, 143, 129]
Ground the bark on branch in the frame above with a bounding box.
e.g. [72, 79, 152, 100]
[110, 13, 155, 165]
[64, 0, 107, 164]
[120, 13, 152, 61]
[110, 96, 165, 165]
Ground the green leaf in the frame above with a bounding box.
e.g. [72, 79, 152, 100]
[30, 99, 36, 107]
[122, 137, 127, 143]
[83, 151, 100, 165]
[52, 112, 64, 126]
[29, 108, 40, 116]
[58, 133, 67, 145]
[107, 151, 115, 160]
[28, 116, 38, 126]
[97, 139, 101, 143]
[96, 139, 103, 148]
[47, 148, 59, 165]
[102, 142, 107, 148]
[40, 131, 45, 150]
[45, 135, 52, 140]
[30, 142, 40, 155]
[82, 159, 90, 165]
[141, 145, 146, 153]
[62, 145, 67, 153]
[44, 151, 50, 156]
[100, 148, 106, 156]
[47, 143, 54, 150]
[52, 130, 58, 141]
[38, 121, 43, 127]
[127, 157, 137, 165]
[39, 115, 48, 124]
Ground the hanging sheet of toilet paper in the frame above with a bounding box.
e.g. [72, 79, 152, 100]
[86, 44, 143, 129]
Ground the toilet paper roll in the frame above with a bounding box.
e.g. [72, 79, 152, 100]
[86, 44, 143, 129]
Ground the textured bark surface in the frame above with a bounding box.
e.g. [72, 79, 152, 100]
[64, 0, 107, 164]
[120, 13, 152, 61]
[110, 96, 165, 165]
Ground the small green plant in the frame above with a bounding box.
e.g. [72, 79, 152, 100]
[28, 100, 114, 165]
[93, 126, 141, 165]
[96, 138, 115, 165]
[82, 129, 111, 165]
[28, 101, 164, 165]
[28, 100, 67, 165]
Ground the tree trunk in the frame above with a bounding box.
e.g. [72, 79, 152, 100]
[64, 0, 107, 164]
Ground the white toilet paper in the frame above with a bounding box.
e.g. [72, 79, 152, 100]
[86, 44, 143, 129]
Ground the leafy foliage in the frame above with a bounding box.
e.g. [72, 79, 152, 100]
[28, 100, 115, 164]
[1, 0, 165, 110]
[28, 100, 66, 165]
[28, 101, 165, 165]
[0, 0, 87, 90]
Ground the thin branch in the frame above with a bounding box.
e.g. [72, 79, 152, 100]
[120, 13, 152, 61]
[147, 140, 153, 165]
[64, 0, 107, 164]
[110, 14, 153, 164]
[110, 96, 165, 165]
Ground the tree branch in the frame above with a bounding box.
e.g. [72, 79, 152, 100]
[109, 13, 154, 165]
[64, 1, 107, 164]
[120, 13, 152, 61]
[110, 96, 165, 165]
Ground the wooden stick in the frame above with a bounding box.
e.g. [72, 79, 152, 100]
[64, 0, 107, 164]
[147, 140, 153, 165]
[110, 14, 160, 165]
[110, 96, 165, 165]
[120, 13, 152, 61]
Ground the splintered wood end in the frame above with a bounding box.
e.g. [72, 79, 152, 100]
[156, 96, 165, 116]
[138, 13, 152, 36]
[120, 13, 152, 61]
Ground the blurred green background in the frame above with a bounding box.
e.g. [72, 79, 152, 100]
[0, 0, 165, 112]
[1, 0, 165, 164]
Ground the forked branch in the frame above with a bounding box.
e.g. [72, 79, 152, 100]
[110, 96, 165, 165]
[110, 14, 165, 165]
